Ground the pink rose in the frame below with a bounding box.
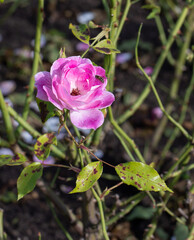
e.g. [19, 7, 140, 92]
[35, 56, 115, 129]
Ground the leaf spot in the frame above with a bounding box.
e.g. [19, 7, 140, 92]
[93, 168, 97, 174]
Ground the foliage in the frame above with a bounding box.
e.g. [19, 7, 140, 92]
[0, 0, 194, 239]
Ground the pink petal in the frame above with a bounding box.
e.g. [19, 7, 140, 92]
[70, 109, 104, 129]
[43, 85, 67, 110]
[94, 66, 107, 87]
[35, 71, 51, 101]
[50, 58, 69, 78]
[77, 91, 115, 110]
[97, 91, 115, 109]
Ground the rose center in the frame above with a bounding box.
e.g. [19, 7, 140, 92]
[71, 88, 81, 96]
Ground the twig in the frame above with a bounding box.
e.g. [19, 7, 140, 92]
[0, 91, 16, 145]
[91, 188, 110, 240]
[8, 106, 66, 159]
[135, 24, 192, 142]
[16, 0, 44, 138]
[117, 6, 189, 124]
[108, 107, 145, 163]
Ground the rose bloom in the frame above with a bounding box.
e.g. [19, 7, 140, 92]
[35, 56, 115, 129]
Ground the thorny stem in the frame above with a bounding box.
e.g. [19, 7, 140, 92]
[101, 181, 124, 199]
[135, 24, 193, 142]
[0, 91, 16, 145]
[62, 120, 115, 168]
[15, 0, 44, 138]
[91, 188, 110, 240]
[161, 55, 194, 159]
[117, 6, 189, 124]
[107, 192, 146, 226]
[80, 145, 115, 168]
[7, 106, 66, 159]
[114, 0, 131, 45]
[152, 9, 194, 150]
[154, 15, 175, 66]
[113, 130, 136, 161]
[108, 106, 145, 163]
[144, 144, 192, 239]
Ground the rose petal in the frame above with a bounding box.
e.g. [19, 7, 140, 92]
[70, 109, 104, 129]
[35, 71, 51, 101]
[43, 85, 67, 110]
[94, 66, 107, 87]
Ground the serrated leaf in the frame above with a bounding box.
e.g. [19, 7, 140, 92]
[34, 133, 57, 161]
[0, 153, 27, 166]
[69, 23, 90, 44]
[115, 162, 173, 192]
[17, 162, 43, 200]
[70, 161, 103, 193]
[36, 98, 56, 123]
[93, 39, 120, 54]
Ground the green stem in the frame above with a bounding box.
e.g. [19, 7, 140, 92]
[107, 192, 145, 226]
[161, 57, 194, 158]
[152, 8, 194, 150]
[163, 144, 192, 181]
[113, 130, 136, 161]
[7, 106, 66, 159]
[135, 24, 192, 142]
[168, 163, 194, 179]
[154, 15, 175, 66]
[117, 6, 189, 124]
[0, 138, 10, 148]
[114, 0, 131, 45]
[0, 209, 3, 240]
[108, 107, 145, 163]
[49, 201, 73, 240]
[91, 188, 109, 240]
[0, 90, 16, 145]
[15, 0, 44, 138]
[144, 144, 192, 239]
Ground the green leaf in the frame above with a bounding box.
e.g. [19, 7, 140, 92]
[36, 98, 56, 123]
[0, 153, 27, 166]
[93, 39, 120, 54]
[115, 162, 173, 192]
[34, 133, 57, 161]
[70, 161, 103, 193]
[17, 162, 43, 200]
[69, 23, 90, 44]
[127, 206, 156, 220]
[174, 223, 189, 240]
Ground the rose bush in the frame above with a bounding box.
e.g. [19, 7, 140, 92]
[35, 56, 115, 129]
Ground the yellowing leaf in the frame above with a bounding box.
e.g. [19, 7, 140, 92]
[93, 39, 120, 54]
[0, 153, 27, 166]
[70, 161, 103, 193]
[115, 162, 173, 192]
[34, 133, 57, 161]
[17, 162, 43, 200]
[69, 23, 90, 44]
